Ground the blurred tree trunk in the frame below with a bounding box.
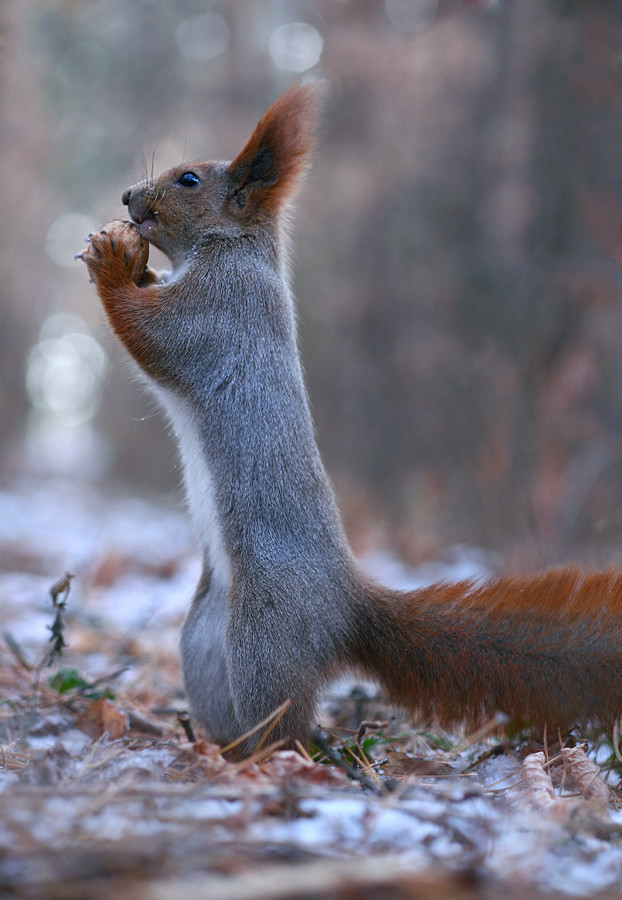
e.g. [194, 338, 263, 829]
[308, 0, 622, 564]
[0, 0, 47, 468]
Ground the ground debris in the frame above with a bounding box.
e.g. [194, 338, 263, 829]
[76, 697, 129, 740]
[2, 482, 622, 898]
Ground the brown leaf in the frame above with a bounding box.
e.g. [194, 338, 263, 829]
[382, 750, 453, 777]
[76, 698, 128, 740]
[190, 738, 225, 759]
[260, 749, 348, 785]
[561, 746, 610, 806]
[521, 751, 557, 808]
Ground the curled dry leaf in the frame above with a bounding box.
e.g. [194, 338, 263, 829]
[356, 719, 390, 745]
[561, 746, 610, 806]
[521, 751, 558, 808]
[76, 698, 129, 740]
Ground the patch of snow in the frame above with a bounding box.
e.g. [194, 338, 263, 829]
[26, 728, 92, 755]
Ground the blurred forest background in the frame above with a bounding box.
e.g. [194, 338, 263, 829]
[0, 0, 620, 568]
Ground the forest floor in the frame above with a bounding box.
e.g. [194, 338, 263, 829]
[1, 479, 622, 899]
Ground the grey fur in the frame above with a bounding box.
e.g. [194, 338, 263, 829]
[128, 224, 357, 748]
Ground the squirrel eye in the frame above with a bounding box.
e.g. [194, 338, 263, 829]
[177, 171, 201, 187]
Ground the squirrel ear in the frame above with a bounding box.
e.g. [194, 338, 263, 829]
[228, 82, 321, 215]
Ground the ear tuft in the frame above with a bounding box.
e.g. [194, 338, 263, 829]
[228, 82, 322, 216]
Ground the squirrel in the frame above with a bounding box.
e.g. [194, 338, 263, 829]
[80, 83, 622, 755]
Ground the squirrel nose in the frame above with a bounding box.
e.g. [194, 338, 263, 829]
[121, 188, 131, 206]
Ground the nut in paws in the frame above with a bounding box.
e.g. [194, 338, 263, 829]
[81, 220, 150, 285]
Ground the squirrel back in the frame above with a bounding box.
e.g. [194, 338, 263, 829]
[81, 85, 622, 754]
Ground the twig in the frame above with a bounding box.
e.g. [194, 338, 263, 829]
[42, 571, 74, 668]
[253, 700, 292, 754]
[31, 572, 74, 707]
[543, 721, 549, 765]
[177, 710, 196, 743]
[338, 737, 382, 786]
[3, 632, 34, 671]
[310, 727, 383, 794]
[126, 709, 165, 737]
[613, 716, 622, 764]
[0, 741, 33, 770]
[448, 712, 507, 758]
[226, 739, 287, 774]
[84, 666, 129, 692]
[295, 740, 314, 763]
[356, 719, 389, 746]
[219, 699, 292, 756]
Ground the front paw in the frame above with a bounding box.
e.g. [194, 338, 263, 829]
[78, 220, 149, 287]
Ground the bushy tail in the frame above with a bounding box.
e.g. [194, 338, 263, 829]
[350, 568, 622, 734]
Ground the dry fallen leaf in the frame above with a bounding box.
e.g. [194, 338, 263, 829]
[521, 751, 558, 809]
[190, 738, 224, 758]
[561, 746, 610, 806]
[382, 750, 453, 777]
[259, 749, 348, 784]
[76, 698, 129, 740]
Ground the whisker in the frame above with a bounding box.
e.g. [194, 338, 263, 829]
[150, 143, 158, 186]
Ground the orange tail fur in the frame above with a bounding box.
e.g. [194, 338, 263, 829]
[352, 568, 622, 734]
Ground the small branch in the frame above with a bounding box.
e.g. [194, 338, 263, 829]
[220, 699, 292, 756]
[310, 727, 384, 794]
[613, 716, 622, 764]
[356, 719, 390, 747]
[31, 572, 74, 708]
[177, 710, 196, 743]
[42, 571, 74, 668]
[3, 632, 34, 671]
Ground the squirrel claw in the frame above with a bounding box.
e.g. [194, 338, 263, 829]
[75, 252, 84, 261]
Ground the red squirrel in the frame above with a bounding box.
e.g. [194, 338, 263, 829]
[80, 84, 622, 754]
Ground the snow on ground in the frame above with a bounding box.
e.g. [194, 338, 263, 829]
[1, 478, 622, 899]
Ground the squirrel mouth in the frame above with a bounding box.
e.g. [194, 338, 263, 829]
[129, 211, 159, 239]
[125, 196, 159, 239]
[137, 216, 158, 238]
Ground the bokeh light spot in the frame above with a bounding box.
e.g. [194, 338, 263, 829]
[269, 23, 323, 73]
[45, 213, 97, 268]
[26, 313, 109, 428]
[176, 13, 230, 63]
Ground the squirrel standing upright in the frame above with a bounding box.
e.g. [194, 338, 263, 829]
[81, 84, 622, 754]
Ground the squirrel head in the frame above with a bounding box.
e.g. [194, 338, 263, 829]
[122, 82, 321, 267]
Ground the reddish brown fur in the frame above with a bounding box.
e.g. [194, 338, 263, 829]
[228, 82, 320, 217]
[352, 568, 622, 734]
[81, 221, 165, 377]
